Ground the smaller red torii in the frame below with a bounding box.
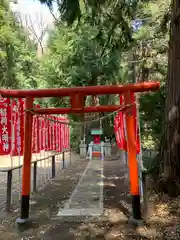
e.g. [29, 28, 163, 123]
[0, 81, 160, 224]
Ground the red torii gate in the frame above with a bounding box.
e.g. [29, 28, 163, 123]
[0, 81, 160, 224]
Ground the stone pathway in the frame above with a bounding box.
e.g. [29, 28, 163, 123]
[0, 153, 160, 240]
[58, 158, 104, 216]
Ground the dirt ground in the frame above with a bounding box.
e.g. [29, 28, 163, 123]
[0, 154, 179, 239]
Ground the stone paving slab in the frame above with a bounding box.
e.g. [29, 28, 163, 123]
[58, 159, 103, 216]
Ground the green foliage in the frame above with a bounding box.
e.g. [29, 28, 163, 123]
[0, 0, 171, 155]
[139, 84, 166, 148]
[143, 155, 160, 179]
[132, 0, 169, 82]
[39, 23, 122, 89]
[70, 125, 81, 153]
[0, 0, 39, 89]
[130, 0, 169, 149]
[36, 0, 170, 149]
[38, 0, 139, 26]
[37, 18, 129, 146]
[0, 0, 167, 152]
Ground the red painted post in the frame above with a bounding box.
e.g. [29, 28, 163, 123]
[16, 97, 33, 224]
[70, 93, 85, 110]
[124, 92, 141, 222]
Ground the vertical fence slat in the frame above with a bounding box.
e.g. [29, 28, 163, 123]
[70, 149, 71, 164]
[142, 169, 148, 221]
[52, 155, 55, 178]
[6, 170, 12, 212]
[62, 152, 65, 169]
[33, 162, 37, 193]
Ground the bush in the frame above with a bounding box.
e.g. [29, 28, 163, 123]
[143, 155, 160, 179]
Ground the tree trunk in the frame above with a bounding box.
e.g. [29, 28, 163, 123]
[160, 1, 180, 189]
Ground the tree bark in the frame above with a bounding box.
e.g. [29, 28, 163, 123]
[160, 0, 180, 186]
